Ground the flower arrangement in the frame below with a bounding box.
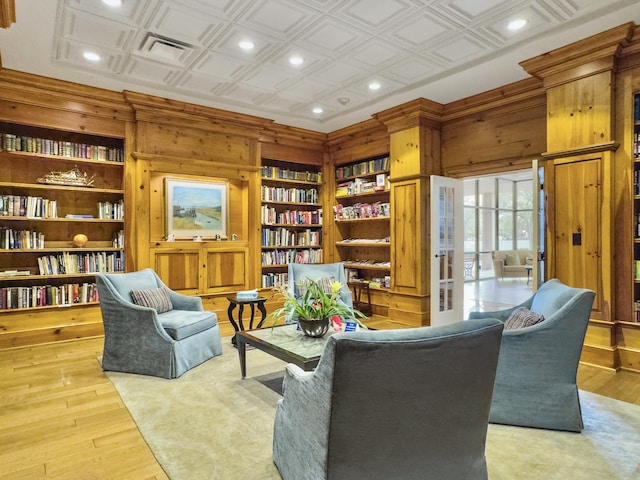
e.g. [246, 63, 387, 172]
[269, 278, 365, 325]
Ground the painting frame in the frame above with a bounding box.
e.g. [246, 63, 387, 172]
[165, 178, 228, 240]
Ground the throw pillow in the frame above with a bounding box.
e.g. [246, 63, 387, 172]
[130, 287, 173, 314]
[505, 253, 520, 266]
[504, 307, 544, 330]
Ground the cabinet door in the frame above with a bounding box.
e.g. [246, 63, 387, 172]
[553, 158, 601, 307]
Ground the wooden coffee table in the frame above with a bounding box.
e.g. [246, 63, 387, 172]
[235, 324, 333, 379]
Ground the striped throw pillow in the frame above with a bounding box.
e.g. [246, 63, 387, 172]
[130, 287, 173, 314]
[504, 307, 544, 330]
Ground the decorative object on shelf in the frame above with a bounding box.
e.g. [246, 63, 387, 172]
[72, 233, 88, 247]
[269, 278, 365, 337]
[164, 178, 228, 240]
[37, 165, 95, 187]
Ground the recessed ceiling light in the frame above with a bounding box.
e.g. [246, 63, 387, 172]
[368, 81, 381, 91]
[83, 51, 101, 62]
[289, 55, 304, 66]
[312, 107, 323, 114]
[507, 18, 528, 31]
[238, 40, 255, 51]
[101, 0, 123, 7]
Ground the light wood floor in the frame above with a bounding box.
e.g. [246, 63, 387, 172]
[1, 331, 639, 479]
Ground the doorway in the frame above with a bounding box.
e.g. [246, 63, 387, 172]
[462, 169, 539, 316]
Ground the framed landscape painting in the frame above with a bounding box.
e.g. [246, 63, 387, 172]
[165, 178, 228, 239]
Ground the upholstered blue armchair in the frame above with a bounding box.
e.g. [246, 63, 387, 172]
[273, 318, 504, 480]
[469, 278, 595, 432]
[286, 262, 353, 321]
[96, 269, 223, 379]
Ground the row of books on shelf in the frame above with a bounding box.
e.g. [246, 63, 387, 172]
[1, 133, 124, 162]
[633, 300, 640, 322]
[336, 175, 387, 197]
[37, 251, 125, 275]
[261, 186, 319, 204]
[634, 131, 640, 159]
[344, 259, 391, 269]
[333, 202, 390, 220]
[261, 206, 322, 225]
[335, 156, 390, 180]
[1, 195, 58, 218]
[112, 229, 125, 248]
[1, 228, 45, 250]
[338, 237, 390, 244]
[261, 165, 322, 183]
[261, 272, 288, 288]
[262, 227, 321, 247]
[1, 282, 99, 310]
[97, 200, 124, 220]
[261, 248, 323, 267]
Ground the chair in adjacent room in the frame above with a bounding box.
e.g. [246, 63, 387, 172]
[468, 278, 595, 432]
[96, 268, 223, 379]
[273, 318, 504, 480]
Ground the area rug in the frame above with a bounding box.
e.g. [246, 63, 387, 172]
[107, 339, 640, 480]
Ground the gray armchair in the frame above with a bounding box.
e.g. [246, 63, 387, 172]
[96, 268, 223, 379]
[273, 318, 504, 480]
[469, 278, 595, 432]
[286, 262, 353, 321]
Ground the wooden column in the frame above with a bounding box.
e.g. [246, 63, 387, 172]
[374, 99, 443, 325]
[521, 23, 635, 369]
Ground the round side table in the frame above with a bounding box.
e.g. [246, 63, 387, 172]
[226, 295, 268, 345]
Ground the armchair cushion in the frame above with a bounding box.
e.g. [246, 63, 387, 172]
[130, 287, 173, 313]
[504, 307, 544, 330]
[159, 310, 218, 341]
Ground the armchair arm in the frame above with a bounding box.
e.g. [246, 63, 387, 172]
[492, 258, 505, 277]
[468, 297, 533, 322]
[166, 290, 204, 311]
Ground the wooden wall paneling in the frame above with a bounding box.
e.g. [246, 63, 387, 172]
[206, 247, 249, 292]
[327, 118, 389, 166]
[441, 96, 546, 177]
[546, 72, 614, 153]
[152, 247, 201, 293]
[0, 306, 104, 349]
[617, 322, 640, 371]
[0, 70, 132, 137]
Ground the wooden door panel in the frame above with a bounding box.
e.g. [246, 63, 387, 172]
[554, 158, 601, 310]
[153, 250, 200, 292]
[207, 250, 247, 291]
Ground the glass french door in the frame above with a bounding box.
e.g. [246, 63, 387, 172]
[430, 176, 464, 325]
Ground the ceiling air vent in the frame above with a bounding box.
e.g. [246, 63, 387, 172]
[139, 33, 194, 65]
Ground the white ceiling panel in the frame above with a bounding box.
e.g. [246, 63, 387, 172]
[0, 0, 637, 132]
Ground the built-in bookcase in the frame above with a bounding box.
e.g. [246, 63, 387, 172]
[260, 159, 323, 288]
[633, 93, 640, 321]
[0, 122, 125, 311]
[334, 154, 391, 288]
